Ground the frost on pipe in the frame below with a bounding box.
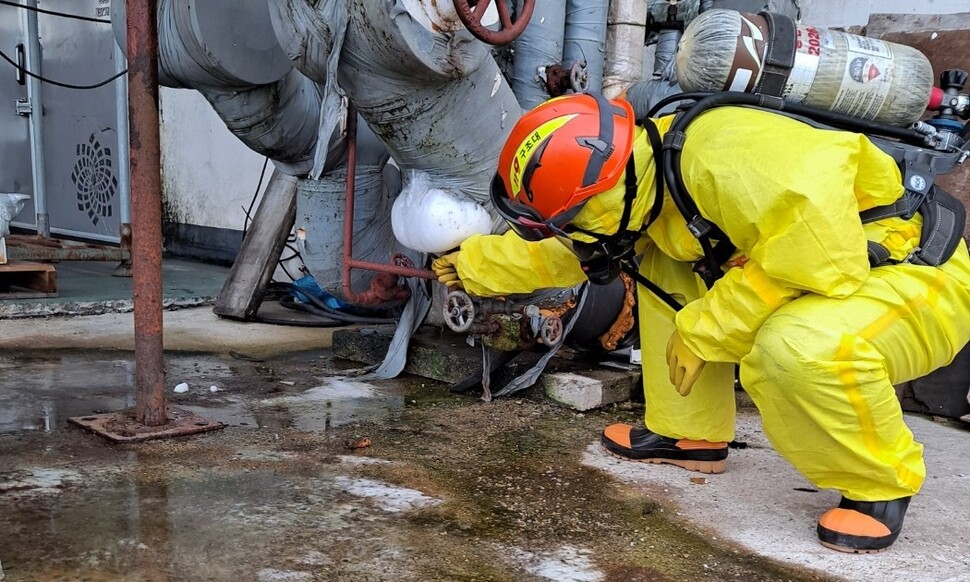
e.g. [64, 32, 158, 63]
[112, 0, 292, 89]
[336, 0, 523, 242]
[199, 70, 322, 177]
[676, 10, 935, 127]
[510, 0, 566, 109]
[391, 172, 493, 254]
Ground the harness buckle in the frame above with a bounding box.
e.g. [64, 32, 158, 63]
[662, 131, 686, 152]
[686, 216, 712, 238]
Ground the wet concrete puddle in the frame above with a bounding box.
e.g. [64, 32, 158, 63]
[0, 351, 827, 581]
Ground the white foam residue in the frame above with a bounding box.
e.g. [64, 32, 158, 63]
[0, 468, 82, 495]
[261, 378, 376, 404]
[335, 476, 442, 513]
[508, 545, 604, 582]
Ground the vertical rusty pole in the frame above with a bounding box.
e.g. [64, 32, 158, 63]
[127, 0, 167, 426]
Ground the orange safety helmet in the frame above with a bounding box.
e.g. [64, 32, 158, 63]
[490, 92, 636, 240]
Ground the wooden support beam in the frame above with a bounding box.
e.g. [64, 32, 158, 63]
[213, 169, 298, 321]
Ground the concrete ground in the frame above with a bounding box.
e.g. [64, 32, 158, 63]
[1, 310, 968, 581]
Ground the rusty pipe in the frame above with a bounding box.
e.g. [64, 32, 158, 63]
[341, 106, 436, 306]
[127, 0, 167, 427]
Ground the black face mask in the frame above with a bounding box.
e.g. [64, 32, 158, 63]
[572, 233, 639, 285]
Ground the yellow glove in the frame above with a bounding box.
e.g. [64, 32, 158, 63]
[432, 251, 464, 290]
[666, 330, 706, 397]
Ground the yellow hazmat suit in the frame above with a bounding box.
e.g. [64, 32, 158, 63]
[454, 107, 970, 502]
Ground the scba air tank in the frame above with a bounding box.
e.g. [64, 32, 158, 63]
[675, 9, 935, 127]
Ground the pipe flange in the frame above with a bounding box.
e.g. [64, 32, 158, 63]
[444, 290, 476, 333]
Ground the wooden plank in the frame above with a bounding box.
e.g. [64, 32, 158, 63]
[0, 260, 57, 299]
[213, 169, 298, 321]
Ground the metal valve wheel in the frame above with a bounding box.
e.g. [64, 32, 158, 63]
[453, 0, 536, 46]
[444, 290, 476, 333]
[539, 315, 564, 346]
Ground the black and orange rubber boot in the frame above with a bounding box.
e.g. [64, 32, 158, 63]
[600, 424, 728, 474]
[817, 496, 911, 554]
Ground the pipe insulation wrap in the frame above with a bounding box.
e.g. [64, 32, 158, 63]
[391, 171, 494, 254]
[198, 70, 322, 177]
[268, 0, 351, 178]
[112, 0, 293, 89]
[333, 0, 522, 236]
[563, 0, 609, 94]
[511, 0, 567, 110]
[603, 0, 647, 99]
[676, 10, 935, 126]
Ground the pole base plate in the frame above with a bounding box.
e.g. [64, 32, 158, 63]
[68, 407, 225, 443]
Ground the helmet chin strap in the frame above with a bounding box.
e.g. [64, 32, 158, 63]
[565, 117, 667, 284]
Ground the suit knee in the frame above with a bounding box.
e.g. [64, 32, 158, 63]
[742, 313, 835, 389]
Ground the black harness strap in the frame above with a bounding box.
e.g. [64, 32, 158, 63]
[621, 261, 684, 312]
[860, 185, 965, 268]
[642, 118, 665, 228]
[754, 12, 797, 98]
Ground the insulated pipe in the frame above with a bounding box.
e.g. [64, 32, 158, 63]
[341, 111, 436, 307]
[271, 0, 523, 228]
[197, 70, 321, 177]
[126, 0, 167, 427]
[511, 0, 566, 109]
[603, 0, 647, 99]
[22, 0, 48, 237]
[563, 0, 609, 94]
[112, 0, 292, 89]
[653, 29, 680, 76]
[113, 0, 318, 177]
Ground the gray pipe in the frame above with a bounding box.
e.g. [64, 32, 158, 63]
[511, 0, 566, 109]
[563, 0, 608, 94]
[653, 29, 680, 77]
[113, 0, 318, 176]
[112, 0, 292, 89]
[198, 70, 322, 177]
[271, 0, 522, 221]
[296, 121, 406, 302]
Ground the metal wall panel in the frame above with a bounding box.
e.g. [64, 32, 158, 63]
[36, 0, 123, 241]
[0, 6, 34, 222]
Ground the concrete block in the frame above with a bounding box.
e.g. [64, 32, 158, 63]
[332, 327, 479, 384]
[543, 369, 641, 411]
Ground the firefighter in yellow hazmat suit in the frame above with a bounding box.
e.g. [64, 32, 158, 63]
[432, 93, 970, 553]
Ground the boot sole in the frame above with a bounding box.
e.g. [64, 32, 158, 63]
[819, 540, 889, 555]
[605, 449, 726, 474]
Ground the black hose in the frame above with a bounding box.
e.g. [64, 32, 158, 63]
[278, 293, 397, 325]
[253, 311, 346, 328]
[646, 91, 712, 118]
